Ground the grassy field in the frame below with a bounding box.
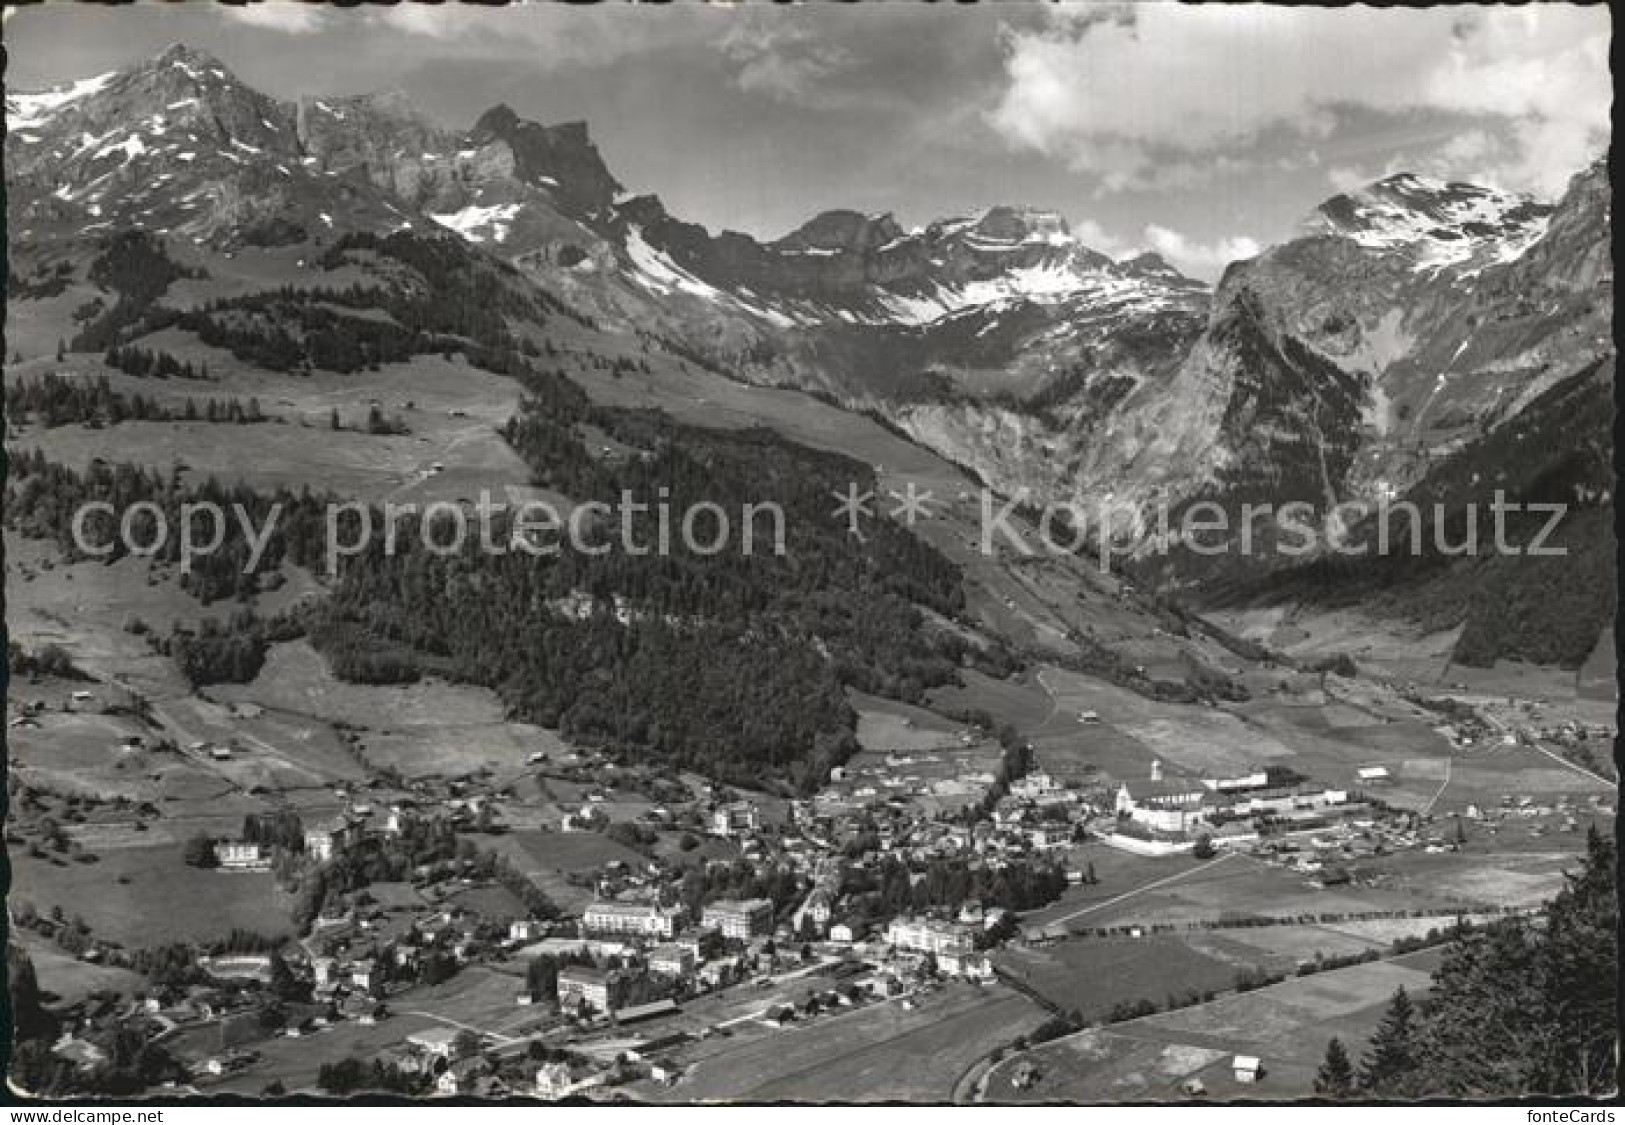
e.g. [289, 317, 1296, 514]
[645, 982, 1047, 1103]
[390, 964, 552, 1042]
[6, 538, 234, 696]
[1577, 627, 1615, 701]
[483, 829, 649, 913]
[19, 937, 148, 1005]
[208, 639, 574, 781]
[1024, 851, 1484, 936]
[1357, 847, 1586, 910]
[850, 691, 971, 752]
[987, 952, 1443, 1102]
[9, 842, 296, 948]
[197, 964, 551, 1093]
[996, 934, 1238, 1021]
[214, 639, 497, 724]
[12, 348, 534, 509]
[927, 668, 1056, 730]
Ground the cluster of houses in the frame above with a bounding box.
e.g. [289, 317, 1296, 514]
[812, 742, 1001, 814]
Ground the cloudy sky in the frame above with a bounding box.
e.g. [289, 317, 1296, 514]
[4, 2, 1611, 278]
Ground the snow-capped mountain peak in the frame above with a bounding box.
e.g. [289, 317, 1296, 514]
[1302, 172, 1555, 275]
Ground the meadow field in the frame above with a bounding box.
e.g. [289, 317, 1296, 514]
[10, 841, 297, 948]
[646, 981, 1048, 1103]
[987, 953, 1444, 1102]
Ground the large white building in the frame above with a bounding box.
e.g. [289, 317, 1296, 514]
[581, 901, 681, 939]
[647, 944, 696, 977]
[710, 802, 760, 838]
[556, 965, 624, 1014]
[884, 916, 976, 956]
[1008, 772, 1061, 801]
[1223, 785, 1350, 817]
[214, 841, 271, 871]
[1114, 779, 1210, 834]
[1201, 769, 1270, 792]
[702, 899, 774, 940]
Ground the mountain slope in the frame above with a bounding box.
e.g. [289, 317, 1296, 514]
[6, 46, 1611, 674]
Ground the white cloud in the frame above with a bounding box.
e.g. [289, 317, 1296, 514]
[991, 5, 1610, 197]
[1323, 127, 1547, 200]
[1142, 224, 1261, 276]
[721, 17, 855, 104]
[358, 3, 718, 67]
[222, 2, 328, 35]
[1070, 218, 1128, 258]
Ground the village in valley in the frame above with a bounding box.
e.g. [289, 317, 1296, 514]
[7, 630, 1614, 1101]
[2, 8, 1614, 1104]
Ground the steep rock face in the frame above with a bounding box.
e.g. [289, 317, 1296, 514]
[1114, 162, 1612, 520]
[7, 47, 1608, 575]
[470, 106, 623, 218]
[899, 160, 1612, 575]
[4, 45, 414, 244]
[295, 89, 461, 206]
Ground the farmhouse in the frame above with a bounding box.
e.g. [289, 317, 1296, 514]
[1233, 1055, 1263, 1083]
[561, 808, 606, 833]
[792, 889, 834, 934]
[829, 920, 868, 943]
[1357, 766, 1391, 783]
[509, 918, 543, 943]
[535, 1061, 593, 1101]
[407, 1026, 464, 1062]
[350, 958, 378, 994]
[304, 818, 355, 862]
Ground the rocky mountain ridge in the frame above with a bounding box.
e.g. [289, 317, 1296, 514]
[7, 45, 1613, 668]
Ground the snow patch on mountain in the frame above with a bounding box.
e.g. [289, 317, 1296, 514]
[1303, 173, 1553, 277]
[878, 259, 1181, 326]
[6, 71, 117, 131]
[429, 202, 522, 243]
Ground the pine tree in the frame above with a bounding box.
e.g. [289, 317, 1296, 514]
[1358, 987, 1417, 1094]
[1314, 1037, 1355, 1097]
[1393, 828, 1615, 1097]
[268, 949, 304, 1002]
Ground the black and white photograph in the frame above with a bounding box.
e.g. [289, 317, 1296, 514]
[1, 0, 1616, 1108]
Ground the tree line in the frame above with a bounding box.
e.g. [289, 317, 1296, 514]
[6, 373, 267, 428]
[1315, 827, 1616, 1098]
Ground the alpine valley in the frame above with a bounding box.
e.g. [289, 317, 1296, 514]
[3, 44, 1615, 1104]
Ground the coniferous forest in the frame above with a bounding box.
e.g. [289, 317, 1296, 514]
[316, 377, 988, 792]
[4, 357, 999, 791]
[1317, 828, 1617, 1099]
